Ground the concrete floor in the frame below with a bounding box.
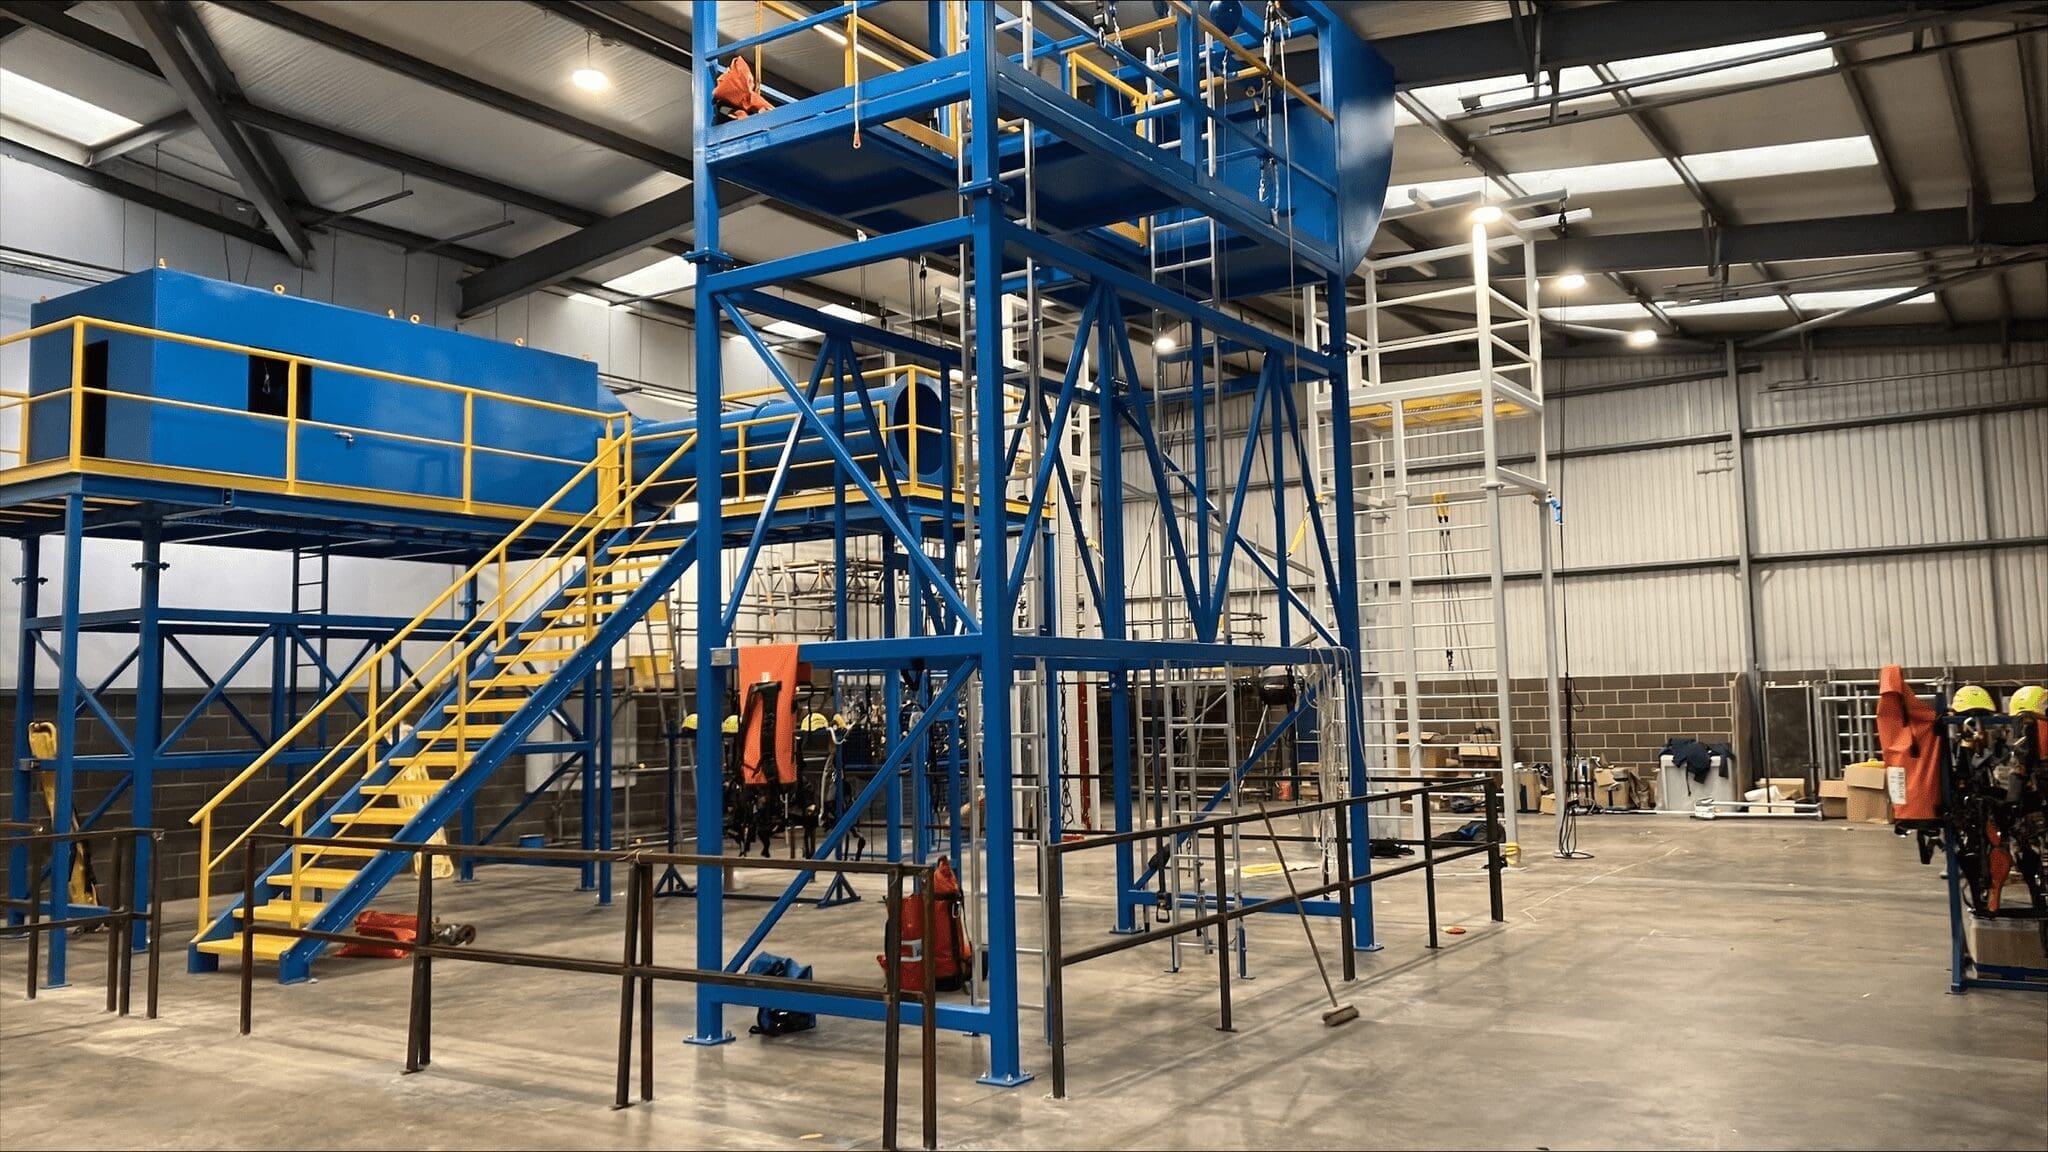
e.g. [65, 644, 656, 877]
[3, 817, 2044, 1150]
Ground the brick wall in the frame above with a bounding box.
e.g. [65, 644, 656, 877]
[1411, 673, 1737, 772]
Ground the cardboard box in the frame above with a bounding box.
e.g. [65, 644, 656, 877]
[1538, 793, 1556, 815]
[1845, 784, 1892, 824]
[1818, 778, 1849, 820]
[1515, 768, 1545, 812]
[1765, 777, 1807, 801]
[1964, 915, 2048, 973]
[1598, 781, 1632, 810]
[1844, 761, 1888, 791]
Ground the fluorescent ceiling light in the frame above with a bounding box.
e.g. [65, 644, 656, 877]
[1609, 34, 1832, 98]
[0, 69, 141, 148]
[818, 303, 874, 323]
[1387, 135, 1876, 212]
[1789, 288, 1937, 310]
[1538, 302, 1654, 322]
[602, 256, 696, 298]
[566, 291, 612, 307]
[1626, 329, 1659, 348]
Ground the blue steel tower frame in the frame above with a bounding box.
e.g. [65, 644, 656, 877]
[686, 1, 1389, 1086]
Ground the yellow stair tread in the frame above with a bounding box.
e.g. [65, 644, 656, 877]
[455, 696, 529, 713]
[492, 672, 555, 689]
[272, 865, 361, 887]
[359, 779, 448, 797]
[297, 844, 379, 858]
[333, 807, 416, 826]
[197, 934, 294, 960]
[235, 900, 326, 923]
[591, 558, 666, 574]
[419, 723, 503, 741]
[610, 538, 682, 555]
[391, 751, 466, 768]
[572, 581, 644, 598]
[542, 605, 617, 620]
[518, 626, 599, 640]
[495, 648, 575, 664]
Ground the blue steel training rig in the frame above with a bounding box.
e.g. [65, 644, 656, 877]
[3, 1, 1396, 1092]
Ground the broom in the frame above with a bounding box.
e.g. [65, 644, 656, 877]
[1253, 799, 1357, 1027]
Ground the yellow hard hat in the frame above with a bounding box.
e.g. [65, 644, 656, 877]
[2010, 685, 2047, 718]
[721, 715, 740, 734]
[801, 712, 832, 732]
[682, 714, 699, 730]
[1951, 684, 1996, 714]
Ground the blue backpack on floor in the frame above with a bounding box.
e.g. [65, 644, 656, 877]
[746, 952, 816, 1037]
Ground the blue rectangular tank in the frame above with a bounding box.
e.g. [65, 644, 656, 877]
[25, 270, 622, 513]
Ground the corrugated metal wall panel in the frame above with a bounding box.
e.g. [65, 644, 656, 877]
[1994, 546, 2048, 663]
[1540, 444, 1738, 567]
[1757, 552, 2000, 669]
[1749, 416, 1988, 552]
[1746, 343, 2048, 428]
[1505, 568, 1743, 678]
[1983, 407, 2048, 538]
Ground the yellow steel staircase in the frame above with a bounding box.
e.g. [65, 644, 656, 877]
[187, 424, 700, 981]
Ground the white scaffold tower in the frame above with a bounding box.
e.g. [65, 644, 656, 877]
[1349, 199, 1569, 854]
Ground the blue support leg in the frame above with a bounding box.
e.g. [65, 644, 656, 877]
[48, 493, 86, 987]
[131, 523, 165, 951]
[8, 537, 41, 928]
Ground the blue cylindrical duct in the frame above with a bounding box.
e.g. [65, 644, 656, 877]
[631, 375, 946, 498]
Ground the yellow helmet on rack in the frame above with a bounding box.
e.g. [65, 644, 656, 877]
[1951, 684, 1996, 714]
[721, 715, 741, 734]
[681, 714, 699, 730]
[2009, 685, 2047, 718]
[801, 712, 832, 732]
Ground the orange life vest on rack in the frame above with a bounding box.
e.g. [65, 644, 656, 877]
[1877, 664, 1942, 825]
[879, 857, 971, 993]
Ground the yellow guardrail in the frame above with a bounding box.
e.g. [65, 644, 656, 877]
[189, 421, 701, 933]
[0, 316, 623, 522]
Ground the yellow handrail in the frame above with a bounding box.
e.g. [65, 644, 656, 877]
[1, 316, 623, 523]
[189, 429, 700, 930]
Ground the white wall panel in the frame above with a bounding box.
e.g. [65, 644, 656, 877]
[1504, 568, 1743, 678]
[1993, 546, 2048, 664]
[1746, 344, 2046, 428]
[1748, 416, 1987, 553]
[1757, 552, 2000, 670]
[1983, 407, 2048, 538]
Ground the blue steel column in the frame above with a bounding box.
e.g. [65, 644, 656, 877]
[1100, 315, 1136, 933]
[687, 0, 732, 1048]
[1326, 274, 1375, 950]
[598, 653, 614, 902]
[47, 493, 86, 986]
[967, 2, 1028, 1086]
[131, 521, 165, 951]
[459, 572, 482, 883]
[7, 537, 41, 924]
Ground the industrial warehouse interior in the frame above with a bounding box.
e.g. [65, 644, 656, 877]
[1, 1, 2045, 1149]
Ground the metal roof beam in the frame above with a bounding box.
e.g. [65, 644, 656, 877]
[455, 182, 767, 316]
[1395, 90, 1689, 337]
[1374, 1, 1990, 89]
[209, 0, 690, 175]
[0, 135, 284, 253]
[115, 1, 313, 266]
[1372, 199, 2048, 284]
[528, 0, 694, 72]
[86, 110, 194, 165]
[160, 1, 308, 206]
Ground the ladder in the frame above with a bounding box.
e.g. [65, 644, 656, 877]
[289, 546, 332, 752]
